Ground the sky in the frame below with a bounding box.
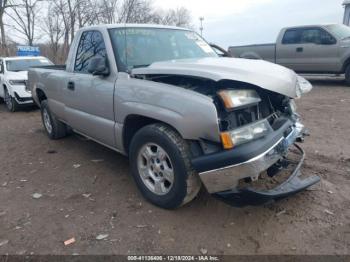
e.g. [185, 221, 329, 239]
[154, 0, 345, 48]
[4, 0, 345, 48]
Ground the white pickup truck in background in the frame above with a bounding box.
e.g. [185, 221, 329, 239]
[229, 24, 350, 84]
[0, 56, 52, 112]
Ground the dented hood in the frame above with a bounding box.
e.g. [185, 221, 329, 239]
[132, 57, 302, 98]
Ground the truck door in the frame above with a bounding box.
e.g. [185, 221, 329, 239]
[276, 27, 339, 73]
[63, 30, 116, 147]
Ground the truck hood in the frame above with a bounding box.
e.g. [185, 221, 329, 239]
[5, 71, 28, 81]
[132, 57, 305, 98]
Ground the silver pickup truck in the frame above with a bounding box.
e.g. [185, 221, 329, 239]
[28, 24, 320, 209]
[229, 24, 350, 84]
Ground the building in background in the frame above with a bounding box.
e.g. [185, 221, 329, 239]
[344, 0, 350, 25]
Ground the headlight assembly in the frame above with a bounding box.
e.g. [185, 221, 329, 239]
[220, 119, 272, 149]
[9, 80, 26, 86]
[218, 89, 261, 111]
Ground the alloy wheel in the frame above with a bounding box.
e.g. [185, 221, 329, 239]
[43, 108, 53, 134]
[137, 143, 174, 195]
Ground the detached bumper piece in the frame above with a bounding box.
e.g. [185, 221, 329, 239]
[213, 144, 320, 207]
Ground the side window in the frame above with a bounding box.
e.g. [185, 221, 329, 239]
[282, 29, 302, 44]
[0, 60, 3, 74]
[300, 29, 321, 44]
[299, 28, 336, 45]
[319, 30, 337, 45]
[74, 31, 107, 73]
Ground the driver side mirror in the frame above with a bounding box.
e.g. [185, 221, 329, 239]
[88, 57, 110, 76]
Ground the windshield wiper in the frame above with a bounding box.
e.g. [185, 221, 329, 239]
[131, 64, 150, 69]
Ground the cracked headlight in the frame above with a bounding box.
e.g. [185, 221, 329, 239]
[218, 89, 261, 111]
[220, 120, 272, 149]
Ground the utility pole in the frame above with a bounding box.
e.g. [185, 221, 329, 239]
[343, 0, 350, 25]
[199, 17, 204, 36]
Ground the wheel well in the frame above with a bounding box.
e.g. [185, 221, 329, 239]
[36, 89, 47, 104]
[123, 115, 177, 155]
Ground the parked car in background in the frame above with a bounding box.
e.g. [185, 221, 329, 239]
[29, 24, 319, 209]
[0, 56, 53, 112]
[229, 24, 350, 84]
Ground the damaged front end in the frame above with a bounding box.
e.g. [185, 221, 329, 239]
[194, 126, 320, 207]
[188, 79, 320, 207]
[133, 65, 319, 207]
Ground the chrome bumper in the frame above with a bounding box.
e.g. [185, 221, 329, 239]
[199, 124, 305, 194]
[213, 144, 320, 207]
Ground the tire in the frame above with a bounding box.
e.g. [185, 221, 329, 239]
[129, 123, 201, 209]
[4, 88, 19, 112]
[345, 65, 350, 86]
[40, 100, 67, 139]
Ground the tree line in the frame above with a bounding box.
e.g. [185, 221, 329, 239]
[0, 0, 192, 63]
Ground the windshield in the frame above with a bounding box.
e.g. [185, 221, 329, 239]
[109, 28, 217, 71]
[5, 58, 52, 72]
[324, 24, 350, 39]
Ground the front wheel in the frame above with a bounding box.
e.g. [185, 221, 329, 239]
[129, 124, 201, 209]
[4, 88, 19, 112]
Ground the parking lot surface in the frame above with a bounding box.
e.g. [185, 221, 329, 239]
[0, 79, 349, 255]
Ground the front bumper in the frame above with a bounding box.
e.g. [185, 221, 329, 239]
[213, 144, 320, 207]
[14, 92, 34, 105]
[191, 120, 320, 206]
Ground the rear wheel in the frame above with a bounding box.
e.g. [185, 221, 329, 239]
[4, 88, 19, 112]
[40, 100, 67, 139]
[129, 124, 201, 209]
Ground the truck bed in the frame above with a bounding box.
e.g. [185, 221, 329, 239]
[228, 44, 276, 63]
[28, 66, 69, 107]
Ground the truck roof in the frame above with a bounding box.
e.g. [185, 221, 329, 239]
[0, 56, 48, 61]
[281, 23, 338, 30]
[79, 23, 191, 32]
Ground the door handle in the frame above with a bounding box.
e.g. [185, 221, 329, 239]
[296, 47, 303, 52]
[67, 81, 75, 91]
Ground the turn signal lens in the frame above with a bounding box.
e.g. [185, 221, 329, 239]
[220, 120, 271, 150]
[220, 132, 234, 150]
[218, 90, 234, 109]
